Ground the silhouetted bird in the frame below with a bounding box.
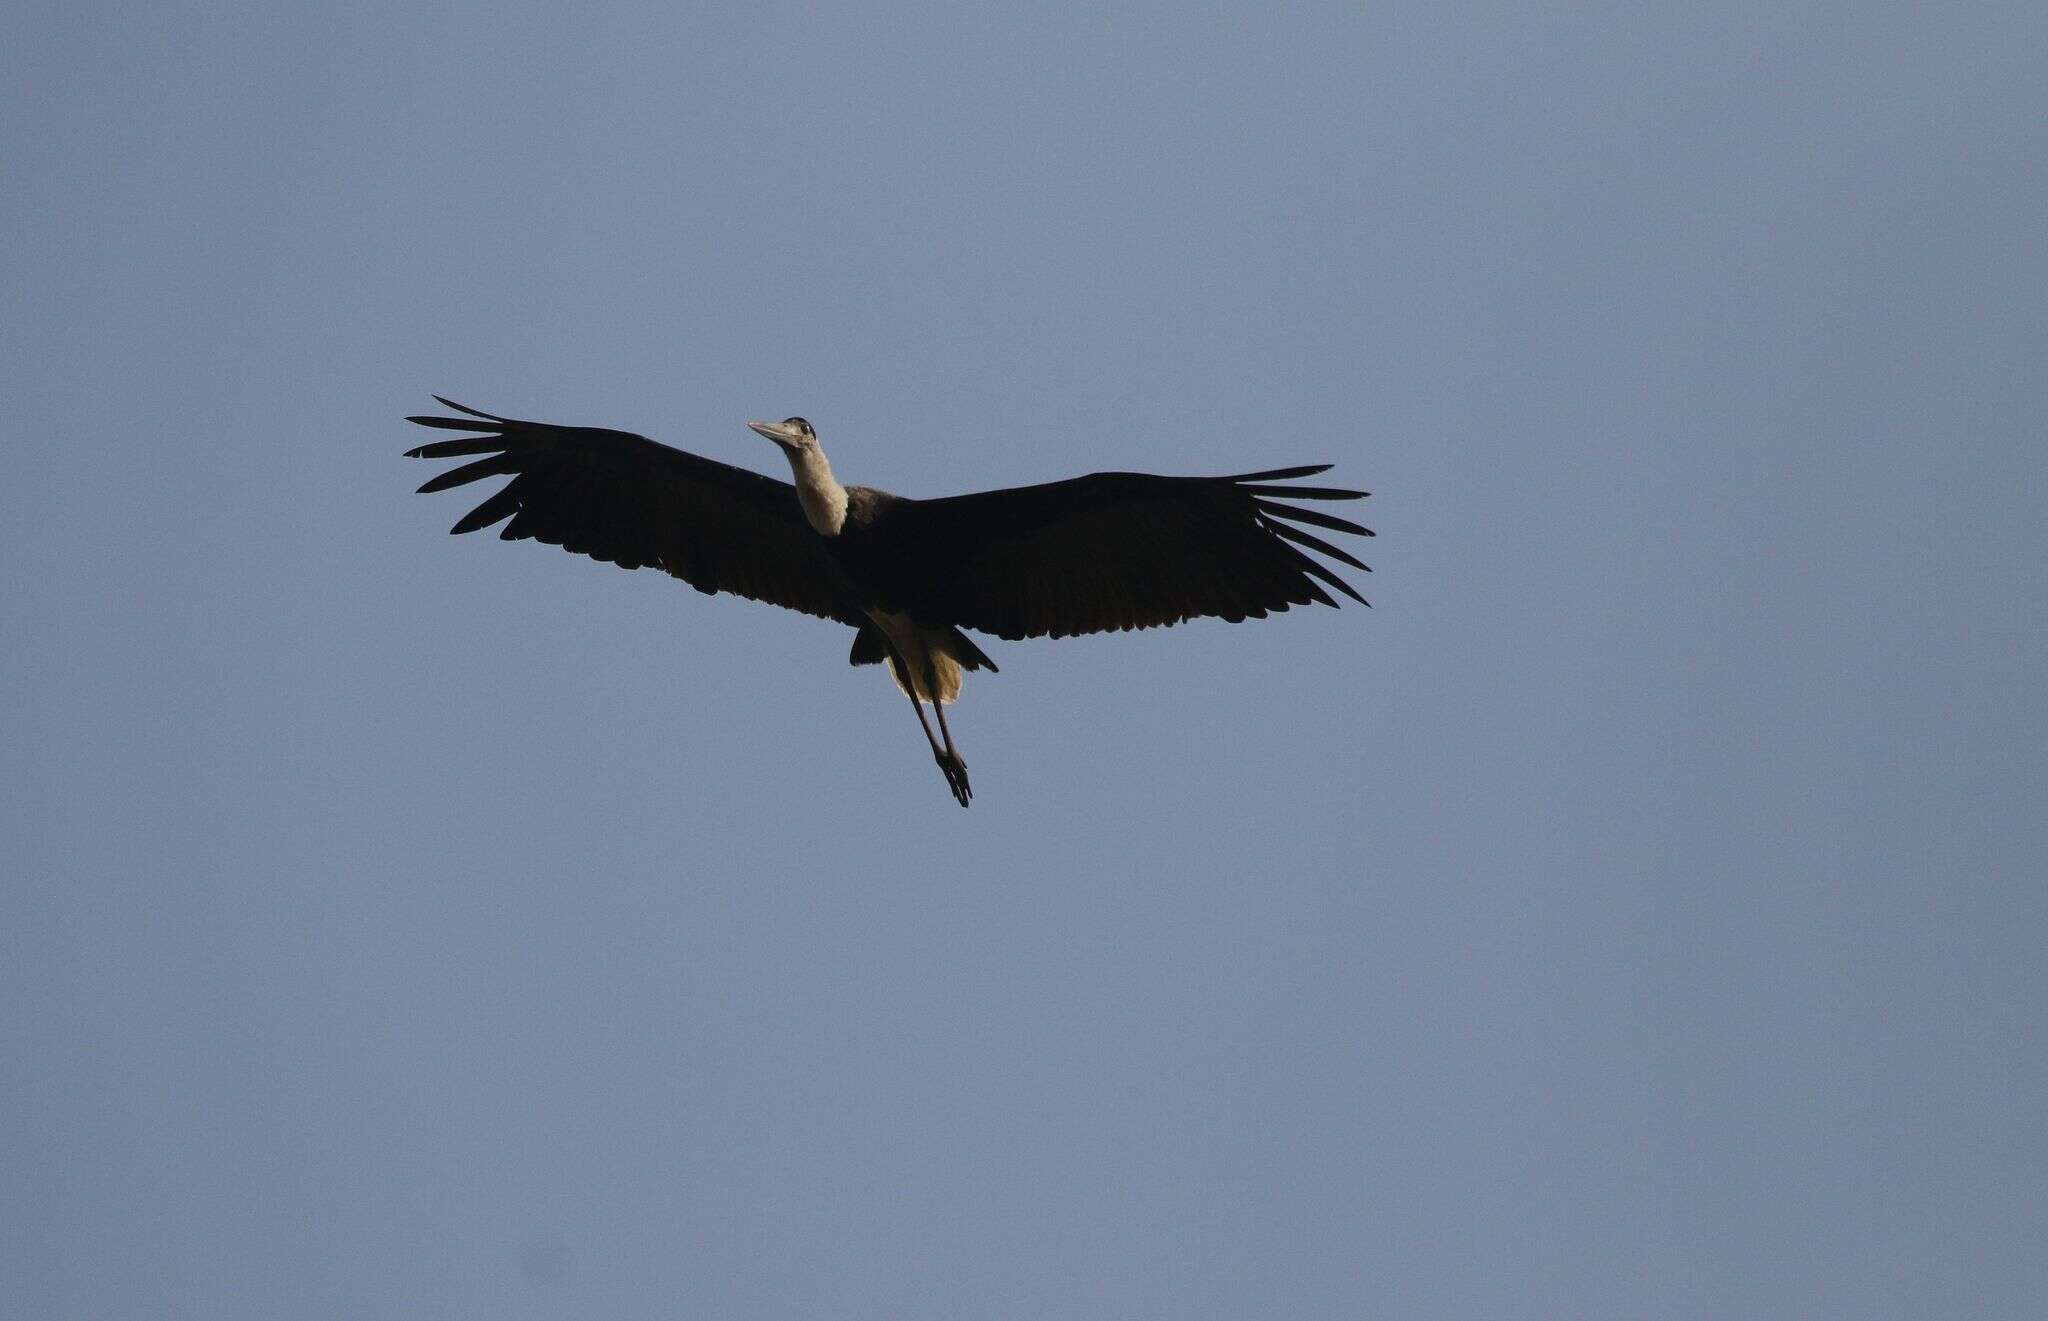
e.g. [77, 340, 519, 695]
[407, 398, 1371, 806]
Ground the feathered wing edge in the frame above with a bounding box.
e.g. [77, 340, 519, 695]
[883, 463, 1375, 640]
[1224, 463, 1374, 609]
[403, 397, 863, 625]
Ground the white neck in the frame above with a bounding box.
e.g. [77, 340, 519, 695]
[784, 447, 848, 535]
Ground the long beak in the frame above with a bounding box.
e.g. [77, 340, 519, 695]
[749, 420, 802, 449]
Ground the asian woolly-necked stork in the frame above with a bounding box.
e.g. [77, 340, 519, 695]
[406, 397, 1372, 806]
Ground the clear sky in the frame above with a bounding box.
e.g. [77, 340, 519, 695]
[6, 4, 2044, 1317]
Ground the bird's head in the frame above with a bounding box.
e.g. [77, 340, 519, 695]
[748, 417, 818, 455]
[750, 415, 845, 534]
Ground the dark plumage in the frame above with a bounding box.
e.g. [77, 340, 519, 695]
[408, 399, 852, 621]
[406, 397, 1372, 805]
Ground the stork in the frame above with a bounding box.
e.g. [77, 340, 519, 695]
[405, 398, 1372, 806]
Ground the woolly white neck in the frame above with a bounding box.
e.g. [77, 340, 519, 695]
[785, 447, 848, 536]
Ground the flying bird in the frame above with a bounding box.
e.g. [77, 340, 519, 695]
[405, 397, 1372, 806]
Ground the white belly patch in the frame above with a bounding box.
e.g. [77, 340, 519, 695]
[870, 610, 964, 705]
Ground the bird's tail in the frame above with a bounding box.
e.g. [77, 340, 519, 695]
[849, 622, 997, 706]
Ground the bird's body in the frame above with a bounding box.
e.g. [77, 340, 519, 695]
[865, 608, 971, 705]
[406, 398, 1372, 805]
[741, 442, 992, 706]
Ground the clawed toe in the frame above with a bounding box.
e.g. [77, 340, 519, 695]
[934, 751, 972, 807]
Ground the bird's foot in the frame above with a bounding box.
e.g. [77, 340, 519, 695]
[935, 750, 972, 807]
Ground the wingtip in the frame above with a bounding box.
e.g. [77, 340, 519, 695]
[1254, 499, 1374, 539]
[1227, 462, 1335, 483]
[1239, 482, 1371, 501]
[429, 395, 509, 422]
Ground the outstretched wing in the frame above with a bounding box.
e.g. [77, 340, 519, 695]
[405, 397, 858, 624]
[856, 465, 1372, 640]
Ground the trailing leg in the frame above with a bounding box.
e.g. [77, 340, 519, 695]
[924, 654, 972, 807]
[878, 635, 970, 807]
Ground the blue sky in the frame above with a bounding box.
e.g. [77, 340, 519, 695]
[6, 4, 2045, 1317]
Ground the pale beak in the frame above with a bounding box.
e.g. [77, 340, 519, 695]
[748, 420, 803, 449]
